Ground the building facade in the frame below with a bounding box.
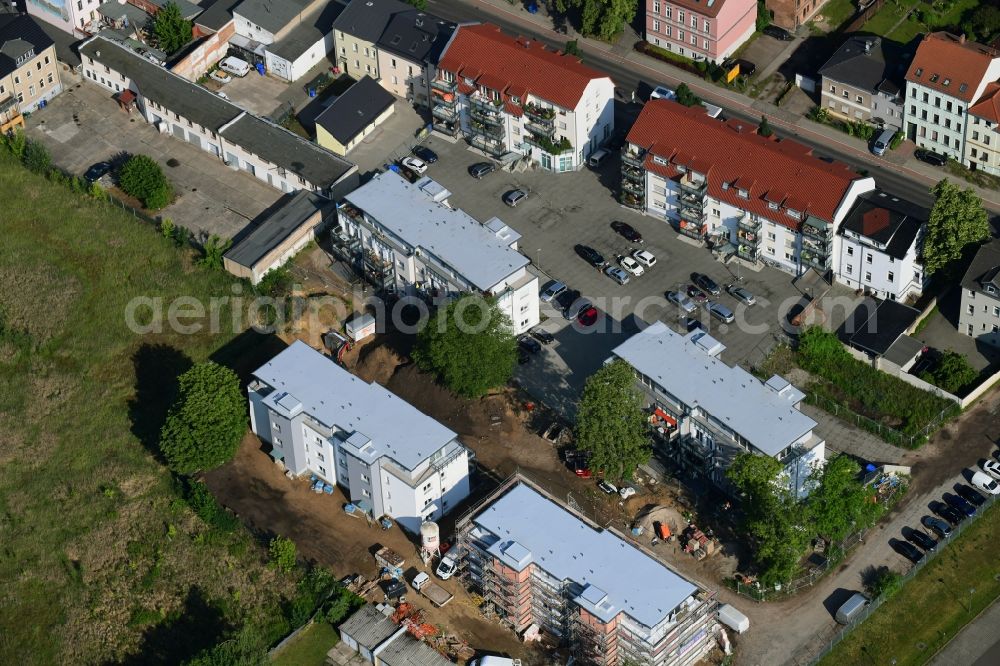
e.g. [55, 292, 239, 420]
[374, 9, 452, 106]
[249, 341, 472, 532]
[0, 14, 63, 133]
[959, 240, 1000, 348]
[903, 32, 1000, 160]
[765, 0, 824, 31]
[623, 99, 875, 278]
[332, 171, 540, 334]
[818, 36, 908, 130]
[332, 0, 409, 81]
[26, 0, 101, 35]
[644, 0, 757, 64]
[456, 477, 721, 665]
[966, 83, 1000, 175]
[431, 23, 614, 171]
[613, 322, 825, 498]
[232, 0, 337, 81]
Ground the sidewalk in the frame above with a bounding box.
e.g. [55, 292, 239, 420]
[466, 0, 1000, 211]
[929, 595, 1000, 666]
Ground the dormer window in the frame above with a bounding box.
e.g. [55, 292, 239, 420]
[768, 201, 778, 210]
[511, 96, 520, 104]
[943, 78, 951, 86]
[914, 68, 923, 77]
[929, 73, 939, 83]
[737, 189, 748, 198]
[653, 155, 667, 165]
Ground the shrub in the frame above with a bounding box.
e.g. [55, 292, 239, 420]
[920, 351, 978, 394]
[268, 536, 297, 573]
[199, 235, 232, 270]
[119, 154, 173, 210]
[23, 139, 52, 174]
[182, 478, 239, 532]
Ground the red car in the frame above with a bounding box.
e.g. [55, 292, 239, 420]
[577, 306, 600, 326]
[686, 284, 708, 303]
[574, 460, 592, 478]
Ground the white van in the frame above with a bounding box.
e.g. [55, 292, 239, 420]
[588, 148, 609, 167]
[871, 128, 894, 156]
[220, 56, 251, 78]
[835, 592, 869, 625]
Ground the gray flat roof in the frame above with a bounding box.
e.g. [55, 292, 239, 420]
[268, 0, 344, 61]
[377, 632, 452, 666]
[234, 0, 314, 34]
[612, 321, 816, 456]
[343, 171, 530, 291]
[315, 75, 395, 144]
[472, 483, 697, 627]
[253, 341, 458, 471]
[224, 190, 330, 267]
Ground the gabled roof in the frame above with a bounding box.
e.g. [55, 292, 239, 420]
[333, 0, 411, 43]
[234, 0, 315, 35]
[376, 9, 453, 63]
[970, 82, 1000, 124]
[840, 190, 927, 260]
[961, 238, 1000, 299]
[0, 14, 53, 79]
[195, 0, 243, 31]
[819, 36, 910, 96]
[665, 0, 731, 18]
[438, 23, 611, 110]
[627, 100, 865, 228]
[314, 75, 395, 144]
[837, 298, 921, 357]
[905, 32, 999, 103]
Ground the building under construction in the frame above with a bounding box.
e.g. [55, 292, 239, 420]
[454, 476, 719, 665]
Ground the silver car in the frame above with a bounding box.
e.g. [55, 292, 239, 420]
[727, 284, 756, 305]
[604, 265, 630, 285]
[707, 301, 735, 323]
[540, 280, 567, 303]
[666, 290, 697, 313]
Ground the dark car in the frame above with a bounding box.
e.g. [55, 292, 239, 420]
[468, 162, 495, 178]
[411, 145, 438, 163]
[684, 316, 706, 332]
[576, 244, 607, 269]
[687, 284, 708, 303]
[914, 149, 947, 167]
[944, 493, 977, 518]
[518, 335, 542, 354]
[692, 272, 721, 295]
[955, 484, 986, 507]
[893, 539, 925, 564]
[556, 288, 582, 313]
[734, 59, 756, 78]
[763, 25, 793, 41]
[931, 501, 964, 525]
[921, 515, 952, 538]
[906, 529, 937, 552]
[611, 220, 644, 243]
[530, 328, 555, 345]
[84, 161, 113, 183]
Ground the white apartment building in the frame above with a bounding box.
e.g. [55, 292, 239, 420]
[26, 0, 101, 35]
[431, 22, 614, 171]
[623, 99, 875, 277]
[834, 190, 927, 302]
[332, 171, 540, 334]
[903, 32, 1000, 160]
[249, 340, 471, 532]
[612, 322, 825, 498]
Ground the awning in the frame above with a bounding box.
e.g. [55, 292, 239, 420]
[652, 407, 677, 427]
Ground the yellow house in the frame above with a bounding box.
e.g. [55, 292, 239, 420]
[315, 75, 395, 155]
[0, 14, 63, 134]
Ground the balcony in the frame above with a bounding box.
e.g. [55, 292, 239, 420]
[0, 96, 17, 113]
[431, 104, 457, 122]
[622, 178, 644, 195]
[621, 149, 645, 168]
[678, 220, 707, 240]
[470, 135, 506, 157]
[802, 235, 829, 254]
[737, 213, 761, 232]
[678, 172, 707, 195]
[803, 217, 833, 240]
[470, 95, 504, 117]
[801, 249, 832, 271]
[621, 191, 644, 209]
[431, 77, 457, 93]
[738, 244, 758, 262]
[433, 121, 459, 137]
[737, 228, 759, 245]
[524, 102, 556, 122]
[470, 119, 504, 138]
[363, 249, 393, 277]
[679, 190, 704, 207]
[622, 165, 644, 182]
[525, 120, 555, 136]
[524, 133, 573, 154]
[679, 205, 707, 222]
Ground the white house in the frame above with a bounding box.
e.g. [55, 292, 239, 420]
[332, 170, 540, 334]
[232, 0, 339, 82]
[249, 340, 471, 532]
[431, 22, 614, 171]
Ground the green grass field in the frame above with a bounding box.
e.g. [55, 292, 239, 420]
[0, 152, 295, 664]
[818, 502, 1000, 665]
[271, 621, 339, 666]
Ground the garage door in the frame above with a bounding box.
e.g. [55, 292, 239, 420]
[187, 132, 201, 149]
[172, 124, 185, 140]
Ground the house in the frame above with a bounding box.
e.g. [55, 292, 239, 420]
[643, 0, 757, 64]
[903, 32, 1000, 160]
[818, 36, 910, 130]
[834, 189, 927, 302]
[375, 9, 453, 106]
[837, 297, 925, 374]
[223, 190, 333, 283]
[622, 99, 875, 277]
[959, 239, 1000, 347]
[765, 0, 825, 32]
[314, 75, 395, 155]
[332, 0, 409, 80]
[339, 604, 453, 665]
[79, 35, 359, 199]
[455, 476, 721, 665]
[0, 13, 63, 134]
[249, 340, 472, 532]
[332, 170, 540, 334]
[26, 0, 103, 35]
[612, 321, 825, 498]
[231, 0, 339, 81]
[965, 83, 1000, 175]
[431, 23, 614, 170]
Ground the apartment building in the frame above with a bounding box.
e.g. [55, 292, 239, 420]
[765, 0, 824, 31]
[612, 322, 825, 498]
[966, 83, 1000, 175]
[79, 35, 359, 198]
[834, 190, 927, 302]
[249, 340, 471, 532]
[959, 239, 1000, 348]
[231, 0, 340, 81]
[431, 23, 614, 171]
[331, 170, 540, 334]
[622, 99, 875, 277]
[332, 0, 407, 81]
[0, 13, 63, 134]
[26, 0, 101, 35]
[903, 32, 1000, 160]
[644, 0, 756, 64]
[818, 36, 909, 130]
[375, 9, 453, 106]
[456, 477, 720, 665]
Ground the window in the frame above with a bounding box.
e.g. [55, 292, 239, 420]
[666, 6, 672, 18]
[361, 474, 369, 483]
[316, 452, 324, 461]
[653, 19, 660, 32]
[353, 42, 358, 52]
[704, 19, 710, 32]
[703, 39, 709, 49]
[994, 306, 1000, 317]
[666, 25, 672, 37]
[737, 188, 748, 198]
[974, 131, 980, 140]
[972, 148, 978, 158]
[340, 458, 348, 468]
[679, 9, 684, 21]
[768, 201, 778, 210]
[856, 94, 863, 103]
[829, 85, 836, 93]
[679, 29, 685, 41]
[864, 271, 871, 282]
[362, 489, 371, 498]
[947, 100, 953, 112]
[842, 90, 848, 98]
[887, 271, 894, 283]
[653, 0, 660, 12]
[922, 92, 928, 103]
[691, 35, 697, 46]
[691, 16, 696, 28]
[866, 253, 873, 264]
[846, 264, 853, 274]
[767, 231, 776, 240]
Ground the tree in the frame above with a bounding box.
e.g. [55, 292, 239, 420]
[412, 295, 516, 398]
[553, 0, 636, 40]
[727, 453, 784, 519]
[756, 0, 771, 31]
[808, 455, 878, 542]
[199, 235, 232, 270]
[675, 83, 701, 107]
[969, 5, 1000, 41]
[159, 362, 246, 474]
[153, 2, 193, 54]
[867, 567, 903, 600]
[119, 154, 174, 210]
[564, 39, 582, 57]
[269, 536, 297, 573]
[758, 115, 774, 138]
[923, 180, 990, 276]
[920, 351, 978, 394]
[575, 360, 650, 482]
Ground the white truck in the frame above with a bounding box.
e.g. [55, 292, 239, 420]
[410, 571, 453, 607]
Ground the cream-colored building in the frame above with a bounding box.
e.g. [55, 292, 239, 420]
[333, 0, 408, 80]
[0, 14, 63, 134]
[314, 76, 395, 155]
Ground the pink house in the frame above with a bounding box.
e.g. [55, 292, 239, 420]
[645, 0, 757, 64]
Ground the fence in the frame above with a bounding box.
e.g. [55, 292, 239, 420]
[809, 491, 999, 664]
[843, 0, 888, 32]
[805, 392, 955, 449]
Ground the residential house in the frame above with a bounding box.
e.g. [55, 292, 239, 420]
[644, 0, 757, 64]
[622, 99, 875, 277]
[431, 23, 614, 171]
[0, 13, 63, 134]
[249, 340, 472, 532]
[959, 239, 1000, 347]
[818, 36, 910, 130]
[903, 32, 1000, 160]
[332, 0, 409, 81]
[171, 0, 241, 81]
[331, 170, 540, 334]
[80, 35, 359, 198]
[375, 9, 453, 106]
[314, 75, 395, 155]
[456, 477, 721, 665]
[838, 298, 925, 376]
[834, 189, 927, 302]
[765, 0, 824, 31]
[232, 0, 339, 81]
[612, 321, 825, 498]
[966, 82, 1000, 175]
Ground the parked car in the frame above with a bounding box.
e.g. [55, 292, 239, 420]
[835, 593, 869, 625]
[727, 284, 756, 305]
[707, 301, 735, 324]
[562, 296, 590, 321]
[219, 56, 251, 77]
[605, 265, 631, 285]
[619, 255, 644, 277]
[209, 69, 232, 83]
[411, 145, 438, 163]
[693, 272, 722, 295]
[955, 483, 987, 505]
[667, 290, 697, 313]
[574, 457, 592, 478]
[577, 306, 600, 327]
[435, 555, 457, 580]
[618, 486, 636, 499]
[633, 249, 656, 267]
[502, 189, 528, 207]
[944, 492, 977, 517]
[598, 480, 618, 494]
[921, 515, 952, 538]
[684, 316, 706, 332]
[981, 459, 1000, 480]
[530, 328, 554, 345]
[611, 220, 643, 243]
[894, 539, 924, 564]
[686, 284, 708, 303]
[401, 156, 428, 174]
[83, 161, 113, 183]
[468, 162, 495, 178]
[971, 470, 1000, 495]
[914, 149, 947, 167]
[649, 85, 675, 100]
[556, 289, 583, 316]
[931, 501, 964, 525]
[540, 280, 567, 303]
[518, 335, 541, 354]
[906, 529, 937, 552]
[576, 244, 607, 269]
[763, 25, 793, 41]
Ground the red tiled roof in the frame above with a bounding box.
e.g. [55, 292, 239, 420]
[905, 32, 999, 103]
[504, 101, 524, 117]
[438, 23, 612, 110]
[626, 100, 862, 228]
[970, 82, 1000, 124]
[668, 0, 732, 19]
